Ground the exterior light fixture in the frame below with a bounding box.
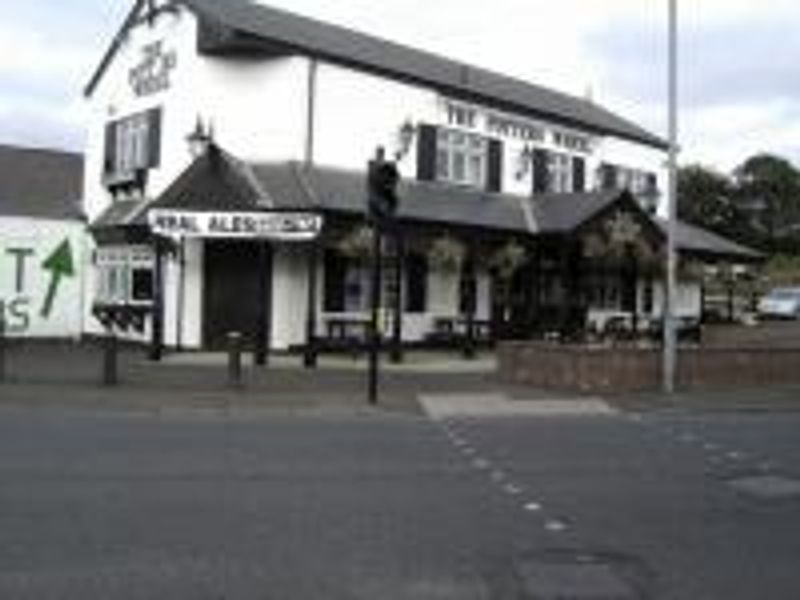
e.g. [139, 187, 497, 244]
[186, 117, 213, 158]
[515, 145, 534, 181]
[394, 120, 416, 161]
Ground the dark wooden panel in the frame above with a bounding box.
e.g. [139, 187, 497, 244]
[203, 241, 267, 349]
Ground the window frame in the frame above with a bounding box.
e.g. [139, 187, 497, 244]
[95, 246, 155, 306]
[435, 127, 489, 188]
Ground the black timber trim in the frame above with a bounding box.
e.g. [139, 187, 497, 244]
[573, 191, 665, 245]
[84, 1, 181, 97]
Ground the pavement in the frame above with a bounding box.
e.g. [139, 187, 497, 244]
[4, 341, 800, 417]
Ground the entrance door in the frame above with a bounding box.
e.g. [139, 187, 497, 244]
[203, 241, 270, 350]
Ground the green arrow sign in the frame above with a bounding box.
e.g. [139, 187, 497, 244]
[40, 239, 75, 319]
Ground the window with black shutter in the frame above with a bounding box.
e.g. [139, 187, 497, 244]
[405, 253, 428, 313]
[323, 250, 347, 312]
[532, 148, 550, 194]
[600, 163, 618, 190]
[572, 157, 586, 193]
[103, 107, 163, 179]
[147, 108, 162, 168]
[417, 124, 437, 182]
[487, 139, 503, 193]
[103, 122, 117, 175]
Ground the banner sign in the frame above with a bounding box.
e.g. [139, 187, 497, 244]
[148, 209, 323, 241]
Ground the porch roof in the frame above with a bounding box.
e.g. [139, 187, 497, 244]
[108, 147, 761, 263]
[658, 219, 764, 263]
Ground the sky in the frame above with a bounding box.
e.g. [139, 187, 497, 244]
[1, 0, 798, 173]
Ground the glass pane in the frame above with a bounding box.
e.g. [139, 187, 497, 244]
[436, 149, 450, 179]
[131, 269, 154, 302]
[453, 152, 466, 182]
[468, 155, 484, 185]
[451, 132, 466, 147]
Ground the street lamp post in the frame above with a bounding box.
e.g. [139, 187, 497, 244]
[663, 0, 679, 393]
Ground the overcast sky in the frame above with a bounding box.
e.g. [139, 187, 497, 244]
[1, 0, 798, 172]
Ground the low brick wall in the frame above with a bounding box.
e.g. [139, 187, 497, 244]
[498, 342, 800, 393]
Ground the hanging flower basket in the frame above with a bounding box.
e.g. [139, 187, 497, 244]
[489, 240, 528, 280]
[678, 258, 706, 281]
[427, 235, 466, 271]
[336, 225, 373, 258]
[582, 233, 608, 259]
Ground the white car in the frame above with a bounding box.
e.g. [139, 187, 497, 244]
[757, 287, 800, 320]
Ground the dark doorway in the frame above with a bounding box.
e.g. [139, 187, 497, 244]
[203, 241, 272, 350]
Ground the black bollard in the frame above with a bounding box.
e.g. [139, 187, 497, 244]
[227, 331, 243, 389]
[102, 329, 118, 387]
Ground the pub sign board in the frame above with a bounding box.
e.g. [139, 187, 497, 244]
[148, 209, 323, 241]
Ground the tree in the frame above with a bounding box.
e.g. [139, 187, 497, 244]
[678, 164, 756, 245]
[733, 154, 800, 252]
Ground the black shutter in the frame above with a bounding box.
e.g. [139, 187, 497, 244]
[406, 253, 428, 313]
[416, 124, 437, 182]
[323, 250, 346, 312]
[601, 163, 618, 190]
[487, 138, 503, 193]
[572, 157, 586, 193]
[532, 148, 550, 194]
[147, 108, 162, 168]
[104, 121, 117, 175]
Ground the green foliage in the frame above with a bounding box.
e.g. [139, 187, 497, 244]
[763, 253, 800, 286]
[679, 154, 800, 257]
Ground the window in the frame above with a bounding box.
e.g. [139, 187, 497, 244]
[344, 261, 369, 312]
[598, 163, 658, 197]
[406, 253, 428, 313]
[104, 108, 162, 178]
[95, 246, 155, 305]
[116, 113, 150, 173]
[436, 128, 488, 187]
[548, 152, 573, 193]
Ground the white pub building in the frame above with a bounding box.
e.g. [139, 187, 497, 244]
[83, 0, 758, 361]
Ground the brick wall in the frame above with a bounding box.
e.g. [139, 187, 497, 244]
[498, 342, 800, 393]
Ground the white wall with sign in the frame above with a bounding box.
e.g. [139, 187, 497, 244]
[0, 218, 86, 338]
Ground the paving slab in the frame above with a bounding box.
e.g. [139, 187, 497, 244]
[418, 392, 616, 419]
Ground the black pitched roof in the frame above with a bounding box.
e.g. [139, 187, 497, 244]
[0, 144, 84, 220]
[129, 148, 761, 262]
[86, 0, 666, 149]
[656, 219, 763, 262]
[530, 190, 623, 233]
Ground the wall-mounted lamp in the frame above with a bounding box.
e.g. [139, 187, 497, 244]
[394, 120, 417, 161]
[515, 145, 534, 181]
[186, 117, 214, 158]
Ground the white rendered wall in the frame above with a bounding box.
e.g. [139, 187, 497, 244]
[313, 62, 437, 176]
[653, 281, 702, 320]
[0, 217, 87, 338]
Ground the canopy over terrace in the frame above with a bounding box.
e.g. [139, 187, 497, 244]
[89, 145, 763, 357]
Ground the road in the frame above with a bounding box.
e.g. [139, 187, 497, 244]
[1, 405, 799, 598]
